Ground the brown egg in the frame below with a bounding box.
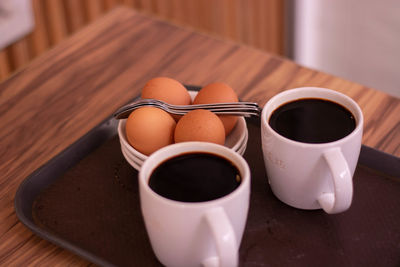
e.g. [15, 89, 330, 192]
[193, 82, 239, 135]
[125, 107, 176, 155]
[174, 109, 225, 145]
[141, 77, 192, 105]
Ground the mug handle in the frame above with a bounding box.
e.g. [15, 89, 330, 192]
[317, 147, 353, 214]
[201, 207, 238, 267]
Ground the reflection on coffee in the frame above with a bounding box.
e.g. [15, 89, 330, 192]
[269, 98, 356, 143]
[149, 152, 241, 202]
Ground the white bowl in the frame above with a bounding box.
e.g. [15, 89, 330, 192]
[118, 90, 248, 170]
[118, 114, 247, 159]
[121, 129, 247, 169]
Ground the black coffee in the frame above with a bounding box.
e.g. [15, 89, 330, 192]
[148, 152, 241, 202]
[269, 98, 356, 143]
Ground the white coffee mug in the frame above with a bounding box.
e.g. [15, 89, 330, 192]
[261, 87, 363, 214]
[139, 142, 251, 267]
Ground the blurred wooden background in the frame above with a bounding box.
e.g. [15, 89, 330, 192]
[0, 0, 285, 82]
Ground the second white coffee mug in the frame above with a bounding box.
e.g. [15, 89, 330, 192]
[261, 87, 363, 214]
[139, 142, 250, 267]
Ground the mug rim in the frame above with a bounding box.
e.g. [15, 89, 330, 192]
[261, 87, 364, 148]
[139, 141, 250, 209]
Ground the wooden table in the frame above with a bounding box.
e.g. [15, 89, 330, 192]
[1, 7, 399, 266]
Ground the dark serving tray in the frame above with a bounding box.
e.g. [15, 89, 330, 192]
[15, 91, 400, 267]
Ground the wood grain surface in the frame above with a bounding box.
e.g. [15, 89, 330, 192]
[0, 7, 399, 266]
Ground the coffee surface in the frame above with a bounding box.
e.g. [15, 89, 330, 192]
[149, 152, 241, 202]
[269, 98, 356, 143]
